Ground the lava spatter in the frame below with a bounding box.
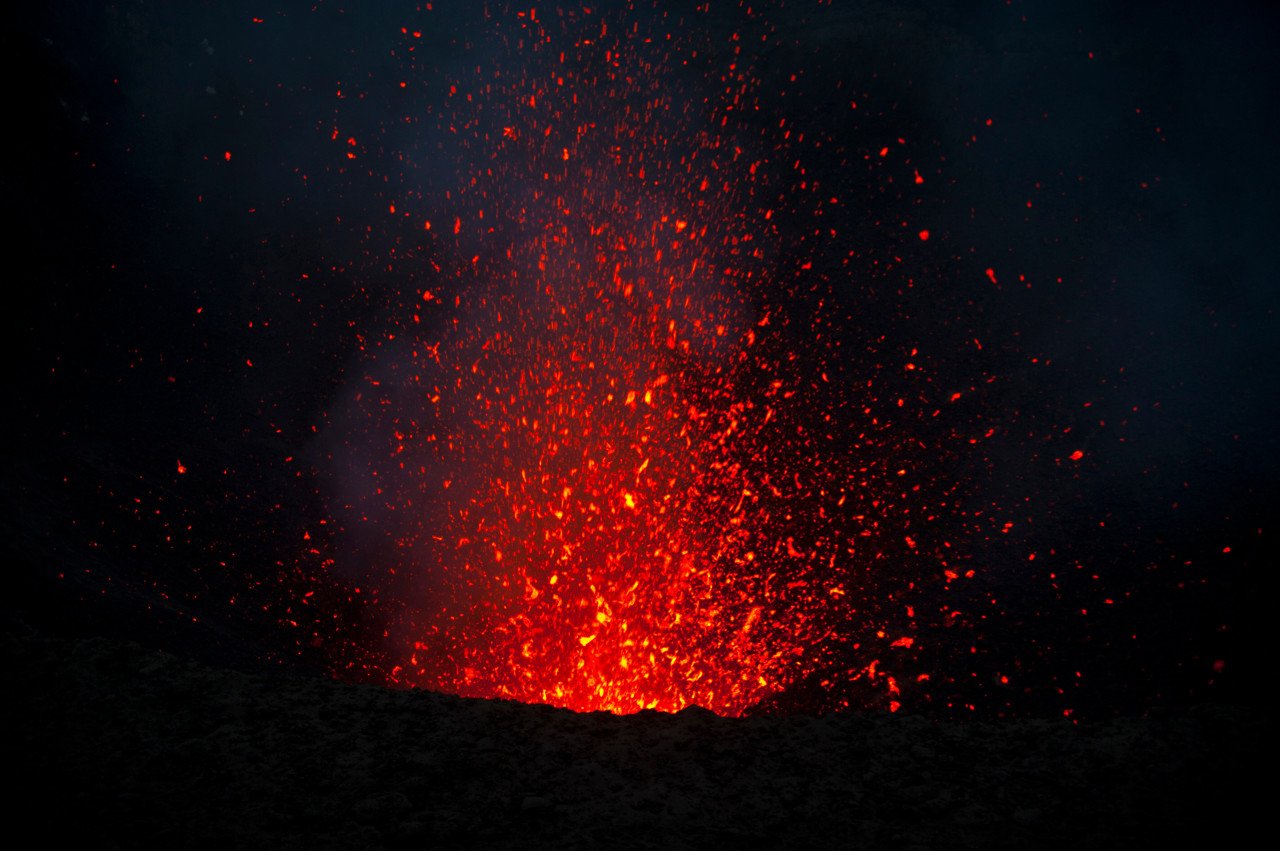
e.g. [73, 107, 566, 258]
[309, 3, 966, 716]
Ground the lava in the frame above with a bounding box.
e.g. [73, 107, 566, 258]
[312, 3, 969, 716]
[25, 0, 1263, 730]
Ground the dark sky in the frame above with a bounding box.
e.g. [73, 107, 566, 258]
[6, 0, 1277, 717]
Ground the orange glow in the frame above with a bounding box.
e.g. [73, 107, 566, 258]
[321, 5, 938, 719]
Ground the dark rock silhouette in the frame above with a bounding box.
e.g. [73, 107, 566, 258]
[6, 632, 1264, 849]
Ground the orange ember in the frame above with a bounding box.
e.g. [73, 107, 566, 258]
[315, 5, 943, 717]
[388, 208, 821, 715]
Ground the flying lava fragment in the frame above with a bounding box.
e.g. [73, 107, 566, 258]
[305, 3, 997, 718]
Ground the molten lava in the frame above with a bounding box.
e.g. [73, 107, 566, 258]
[312, 5, 955, 716]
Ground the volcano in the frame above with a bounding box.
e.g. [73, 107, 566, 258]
[6, 0, 1276, 845]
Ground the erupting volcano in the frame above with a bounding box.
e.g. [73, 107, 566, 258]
[305, 5, 981, 716]
[20, 0, 1265, 730]
[12, 1, 1274, 844]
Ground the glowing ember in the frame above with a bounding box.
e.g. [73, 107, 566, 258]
[31, 0, 1264, 728]
[311, 5, 969, 716]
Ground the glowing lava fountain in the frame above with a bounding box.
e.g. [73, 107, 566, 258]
[316, 6, 937, 716]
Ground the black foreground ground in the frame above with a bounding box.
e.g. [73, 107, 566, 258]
[5, 630, 1263, 850]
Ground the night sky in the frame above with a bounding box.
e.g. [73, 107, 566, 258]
[7, 0, 1277, 720]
